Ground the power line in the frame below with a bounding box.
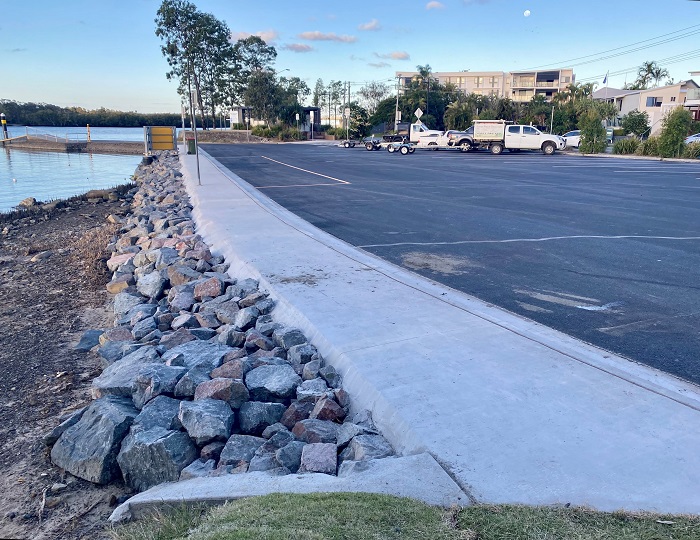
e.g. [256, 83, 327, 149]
[524, 23, 700, 70]
[576, 49, 700, 83]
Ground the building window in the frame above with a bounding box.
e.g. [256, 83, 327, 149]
[670, 96, 676, 102]
[646, 97, 662, 107]
[474, 76, 484, 87]
[563, 76, 570, 83]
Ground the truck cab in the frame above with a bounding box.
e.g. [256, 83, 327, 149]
[473, 120, 565, 155]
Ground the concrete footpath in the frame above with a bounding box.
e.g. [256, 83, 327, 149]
[173, 146, 700, 514]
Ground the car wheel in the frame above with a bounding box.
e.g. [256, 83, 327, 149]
[460, 141, 471, 153]
[490, 143, 503, 155]
[542, 142, 556, 155]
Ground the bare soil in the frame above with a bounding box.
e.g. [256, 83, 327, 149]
[0, 197, 132, 540]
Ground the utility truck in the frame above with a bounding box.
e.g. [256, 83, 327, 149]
[470, 120, 565, 155]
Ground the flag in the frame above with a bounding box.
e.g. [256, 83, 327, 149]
[603, 71, 608, 85]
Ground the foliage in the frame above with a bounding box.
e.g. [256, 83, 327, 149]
[625, 60, 670, 90]
[443, 101, 473, 130]
[155, 0, 238, 129]
[244, 70, 282, 126]
[634, 135, 659, 156]
[0, 99, 182, 127]
[357, 82, 391, 115]
[578, 109, 607, 153]
[347, 102, 371, 139]
[621, 109, 650, 137]
[612, 138, 640, 154]
[657, 107, 692, 158]
[312, 78, 326, 109]
[683, 141, 700, 159]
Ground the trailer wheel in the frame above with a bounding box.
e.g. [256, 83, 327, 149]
[343, 141, 351, 148]
[408, 147, 415, 154]
[460, 141, 471, 153]
[490, 143, 504, 155]
[351, 142, 356, 148]
[428, 142, 438, 151]
[388, 144, 396, 153]
[400, 145, 409, 155]
[542, 142, 556, 155]
[365, 143, 374, 151]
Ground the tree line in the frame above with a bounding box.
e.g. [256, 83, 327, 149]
[0, 99, 181, 127]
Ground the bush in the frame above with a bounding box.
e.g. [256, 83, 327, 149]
[613, 138, 640, 154]
[658, 107, 692, 158]
[621, 109, 650, 137]
[578, 110, 607, 154]
[634, 135, 660, 156]
[275, 127, 304, 141]
[683, 141, 700, 159]
[613, 128, 625, 137]
[251, 126, 272, 138]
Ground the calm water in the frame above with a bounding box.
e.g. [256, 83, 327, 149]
[1, 127, 148, 213]
[6, 125, 180, 142]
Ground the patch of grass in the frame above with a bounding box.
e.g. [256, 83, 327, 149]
[458, 505, 700, 539]
[108, 494, 700, 540]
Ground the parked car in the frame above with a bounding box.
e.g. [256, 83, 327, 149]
[563, 130, 581, 148]
[685, 133, 700, 144]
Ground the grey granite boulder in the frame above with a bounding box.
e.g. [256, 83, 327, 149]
[179, 458, 216, 480]
[245, 364, 301, 402]
[132, 317, 157, 341]
[217, 326, 246, 347]
[178, 399, 234, 445]
[137, 271, 167, 299]
[91, 346, 162, 399]
[51, 396, 138, 484]
[74, 330, 103, 352]
[162, 341, 230, 372]
[132, 364, 187, 409]
[174, 369, 210, 398]
[272, 327, 306, 349]
[238, 402, 286, 435]
[133, 395, 182, 431]
[296, 377, 334, 402]
[117, 427, 197, 491]
[218, 434, 265, 466]
[339, 434, 393, 462]
[275, 440, 306, 473]
[233, 306, 259, 331]
[287, 343, 317, 365]
[43, 407, 87, 447]
[113, 292, 144, 317]
[319, 365, 341, 388]
[167, 265, 201, 286]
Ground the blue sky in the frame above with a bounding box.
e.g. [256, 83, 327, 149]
[2, 0, 699, 113]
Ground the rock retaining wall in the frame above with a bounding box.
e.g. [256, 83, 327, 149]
[45, 150, 393, 494]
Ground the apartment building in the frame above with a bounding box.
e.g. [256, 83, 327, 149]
[396, 68, 575, 102]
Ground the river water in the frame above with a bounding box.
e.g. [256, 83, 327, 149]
[0, 127, 160, 213]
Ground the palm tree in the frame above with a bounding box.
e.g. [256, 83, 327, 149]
[416, 64, 433, 116]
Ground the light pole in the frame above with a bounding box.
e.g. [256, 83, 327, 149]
[394, 74, 401, 133]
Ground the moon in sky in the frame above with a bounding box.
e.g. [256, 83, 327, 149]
[524, 9, 531, 16]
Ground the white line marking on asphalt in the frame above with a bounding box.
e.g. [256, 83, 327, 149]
[260, 156, 351, 184]
[359, 235, 700, 248]
[258, 183, 347, 189]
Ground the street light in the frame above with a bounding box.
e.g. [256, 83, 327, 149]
[394, 74, 402, 133]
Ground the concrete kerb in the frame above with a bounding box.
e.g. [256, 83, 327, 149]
[563, 150, 699, 164]
[110, 453, 467, 522]
[174, 145, 700, 514]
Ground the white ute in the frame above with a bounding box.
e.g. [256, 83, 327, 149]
[472, 120, 565, 155]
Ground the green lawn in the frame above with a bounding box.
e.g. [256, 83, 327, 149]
[109, 493, 700, 540]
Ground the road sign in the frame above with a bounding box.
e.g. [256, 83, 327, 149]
[344, 108, 351, 118]
[414, 108, 423, 119]
[310, 110, 315, 121]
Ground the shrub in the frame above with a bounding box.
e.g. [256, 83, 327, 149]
[658, 107, 692, 158]
[613, 128, 625, 137]
[621, 109, 650, 137]
[578, 110, 607, 154]
[275, 127, 304, 141]
[634, 135, 660, 156]
[683, 141, 700, 159]
[251, 126, 272, 138]
[613, 138, 640, 154]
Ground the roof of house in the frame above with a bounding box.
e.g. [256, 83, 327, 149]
[592, 87, 639, 100]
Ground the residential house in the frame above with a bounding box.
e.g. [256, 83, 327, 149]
[594, 77, 700, 135]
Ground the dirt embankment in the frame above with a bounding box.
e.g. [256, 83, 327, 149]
[0, 194, 133, 540]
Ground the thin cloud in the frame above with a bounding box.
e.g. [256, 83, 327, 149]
[426, 1, 445, 9]
[283, 43, 313, 53]
[230, 29, 279, 43]
[369, 62, 391, 68]
[375, 51, 410, 60]
[10, 48, 27, 53]
[463, 0, 491, 4]
[298, 31, 357, 43]
[359, 19, 381, 31]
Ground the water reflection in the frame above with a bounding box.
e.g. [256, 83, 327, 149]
[0, 148, 140, 212]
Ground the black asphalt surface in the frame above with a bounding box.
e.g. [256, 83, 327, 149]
[201, 142, 700, 385]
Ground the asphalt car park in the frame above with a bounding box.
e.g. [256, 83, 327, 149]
[201, 142, 700, 385]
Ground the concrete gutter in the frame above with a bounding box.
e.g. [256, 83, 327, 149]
[125, 146, 700, 516]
